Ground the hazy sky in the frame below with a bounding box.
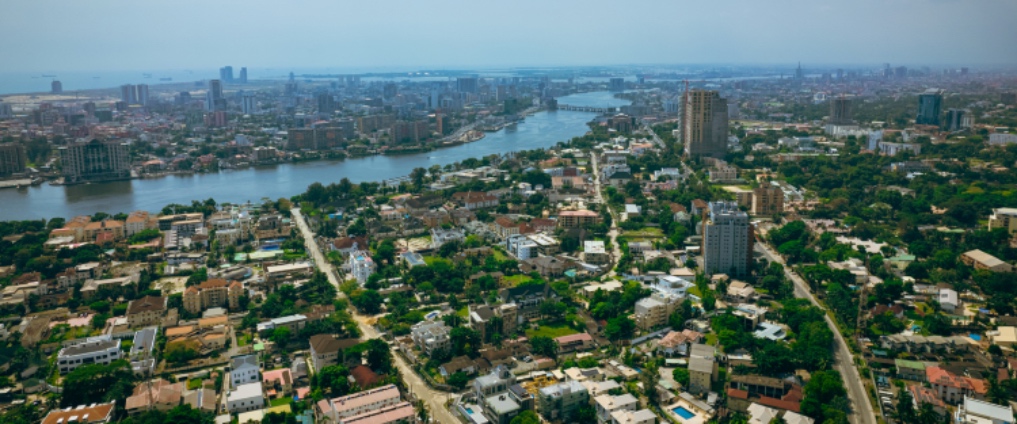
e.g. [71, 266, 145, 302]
[3, 0, 1016, 72]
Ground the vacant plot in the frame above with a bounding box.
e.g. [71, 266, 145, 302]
[526, 324, 579, 339]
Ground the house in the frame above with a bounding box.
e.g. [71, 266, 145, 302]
[265, 262, 314, 284]
[57, 336, 122, 374]
[499, 283, 554, 321]
[182, 278, 242, 315]
[316, 384, 402, 423]
[726, 281, 757, 303]
[339, 402, 416, 424]
[960, 249, 1013, 273]
[634, 293, 680, 330]
[227, 382, 265, 413]
[126, 295, 166, 328]
[410, 320, 451, 356]
[611, 409, 656, 424]
[556, 333, 595, 354]
[350, 365, 383, 389]
[309, 334, 361, 372]
[657, 329, 704, 357]
[263, 368, 294, 398]
[583, 240, 610, 265]
[908, 385, 947, 416]
[594, 393, 638, 424]
[41, 402, 115, 424]
[125, 379, 184, 415]
[431, 227, 465, 249]
[898, 360, 930, 381]
[182, 388, 218, 414]
[938, 288, 960, 313]
[688, 344, 717, 395]
[439, 355, 489, 378]
[537, 380, 589, 422]
[926, 366, 988, 404]
[957, 396, 1014, 424]
[231, 355, 260, 389]
[747, 403, 781, 424]
[520, 256, 568, 278]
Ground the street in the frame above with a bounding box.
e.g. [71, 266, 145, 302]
[291, 209, 460, 424]
[755, 243, 877, 424]
[590, 153, 622, 277]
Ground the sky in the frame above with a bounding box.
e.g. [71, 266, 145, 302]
[2, 0, 1016, 72]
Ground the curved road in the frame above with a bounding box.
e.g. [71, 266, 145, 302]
[291, 209, 459, 424]
[755, 242, 877, 424]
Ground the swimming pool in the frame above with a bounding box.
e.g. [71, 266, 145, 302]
[673, 406, 695, 420]
[464, 407, 475, 415]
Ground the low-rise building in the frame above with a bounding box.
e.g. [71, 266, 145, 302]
[182, 278, 242, 315]
[227, 382, 265, 414]
[961, 249, 1013, 273]
[583, 240, 610, 265]
[537, 380, 589, 422]
[594, 393, 638, 424]
[688, 344, 717, 395]
[411, 320, 451, 356]
[41, 402, 115, 424]
[316, 384, 402, 423]
[57, 336, 122, 374]
[957, 396, 1013, 424]
[556, 333, 595, 354]
[347, 251, 377, 285]
[231, 355, 260, 389]
[126, 295, 166, 328]
[309, 334, 361, 372]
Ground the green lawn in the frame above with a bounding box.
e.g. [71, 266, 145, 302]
[526, 324, 579, 339]
[503, 275, 533, 287]
[237, 334, 252, 347]
[622, 228, 664, 239]
[457, 307, 469, 318]
[270, 397, 291, 407]
[187, 379, 203, 390]
[705, 333, 718, 346]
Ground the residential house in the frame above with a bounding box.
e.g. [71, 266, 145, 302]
[263, 368, 294, 399]
[439, 355, 489, 378]
[583, 240, 610, 265]
[41, 402, 115, 424]
[453, 191, 499, 210]
[227, 382, 265, 413]
[556, 333, 595, 354]
[939, 288, 960, 313]
[927, 366, 988, 404]
[657, 329, 704, 357]
[957, 396, 1013, 424]
[125, 379, 183, 415]
[231, 355, 260, 389]
[519, 256, 568, 278]
[316, 384, 402, 423]
[126, 295, 166, 328]
[558, 210, 601, 228]
[594, 393, 638, 424]
[347, 251, 377, 285]
[309, 334, 361, 372]
[537, 381, 589, 422]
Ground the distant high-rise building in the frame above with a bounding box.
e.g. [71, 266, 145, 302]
[916, 89, 943, 126]
[241, 93, 256, 115]
[0, 144, 27, 177]
[220, 66, 234, 83]
[794, 62, 804, 79]
[289, 71, 295, 81]
[136, 84, 149, 105]
[829, 97, 853, 125]
[945, 109, 972, 131]
[58, 139, 131, 183]
[390, 120, 430, 145]
[120, 84, 138, 104]
[0, 101, 13, 119]
[836, 69, 844, 79]
[682, 89, 729, 159]
[238, 67, 248, 84]
[51, 80, 63, 94]
[895, 66, 908, 78]
[702, 201, 753, 277]
[317, 93, 336, 115]
[609, 77, 625, 91]
[284, 82, 298, 97]
[456, 77, 478, 94]
[83, 102, 96, 116]
[205, 80, 225, 111]
[177, 91, 192, 106]
[204, 111, 228, 128]
[960, 67, 969, 75]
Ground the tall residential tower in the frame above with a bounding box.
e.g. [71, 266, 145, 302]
[682, 89, 729, 159]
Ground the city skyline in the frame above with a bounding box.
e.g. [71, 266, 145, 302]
[2, 0, 1017, 72]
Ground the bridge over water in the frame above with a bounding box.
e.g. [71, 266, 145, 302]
[555, 104, 618, 113]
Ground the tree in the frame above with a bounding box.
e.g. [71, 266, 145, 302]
[509, 410, 541, 424]
[896, 388, 917, 423]
[364, 339, 393, 373]
[605, 316, 636, 342]
[530, 336, 559, 360]
[447, 372, 471, 390]
[316, 365, 351, 396]
[61, 360, 136, 407]
[642, 359, 660, 405]
[450, 327, 482, 358]
[352, 289, 384, 314]
[271, 327, 292, 346]
[800, 370, 847, 423]
[672, 368, 690, 387]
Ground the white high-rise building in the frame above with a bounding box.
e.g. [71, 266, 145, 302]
[702, 201, 753, 277]
[241, 94, 256, 115]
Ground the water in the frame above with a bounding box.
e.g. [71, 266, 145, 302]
[0, 91, 630, 221]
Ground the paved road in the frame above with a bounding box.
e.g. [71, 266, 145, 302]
[755, 242, 877, 424]
[590, 153, 622, 277]
[291, 209, 459, 424]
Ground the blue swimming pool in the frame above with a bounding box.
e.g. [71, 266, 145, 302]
[673, 406, 695, 420]
[464, 407, 475, 415]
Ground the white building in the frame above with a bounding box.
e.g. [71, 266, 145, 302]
[57, 336, 122, 374]
[230, 355, 260, 389]
[431, 227, 466, 249]
[410, 320, 451, 356]
[957, 396, 1014, 424]
[939, 288, 959, 313]
[316, 384, 402, 423]
[347, 250, 376, 285]
[227, 382, 264, 413]
[703, 201, 752, 277]
[611, 409, 656, 424]
[595, 393, 639, 424]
